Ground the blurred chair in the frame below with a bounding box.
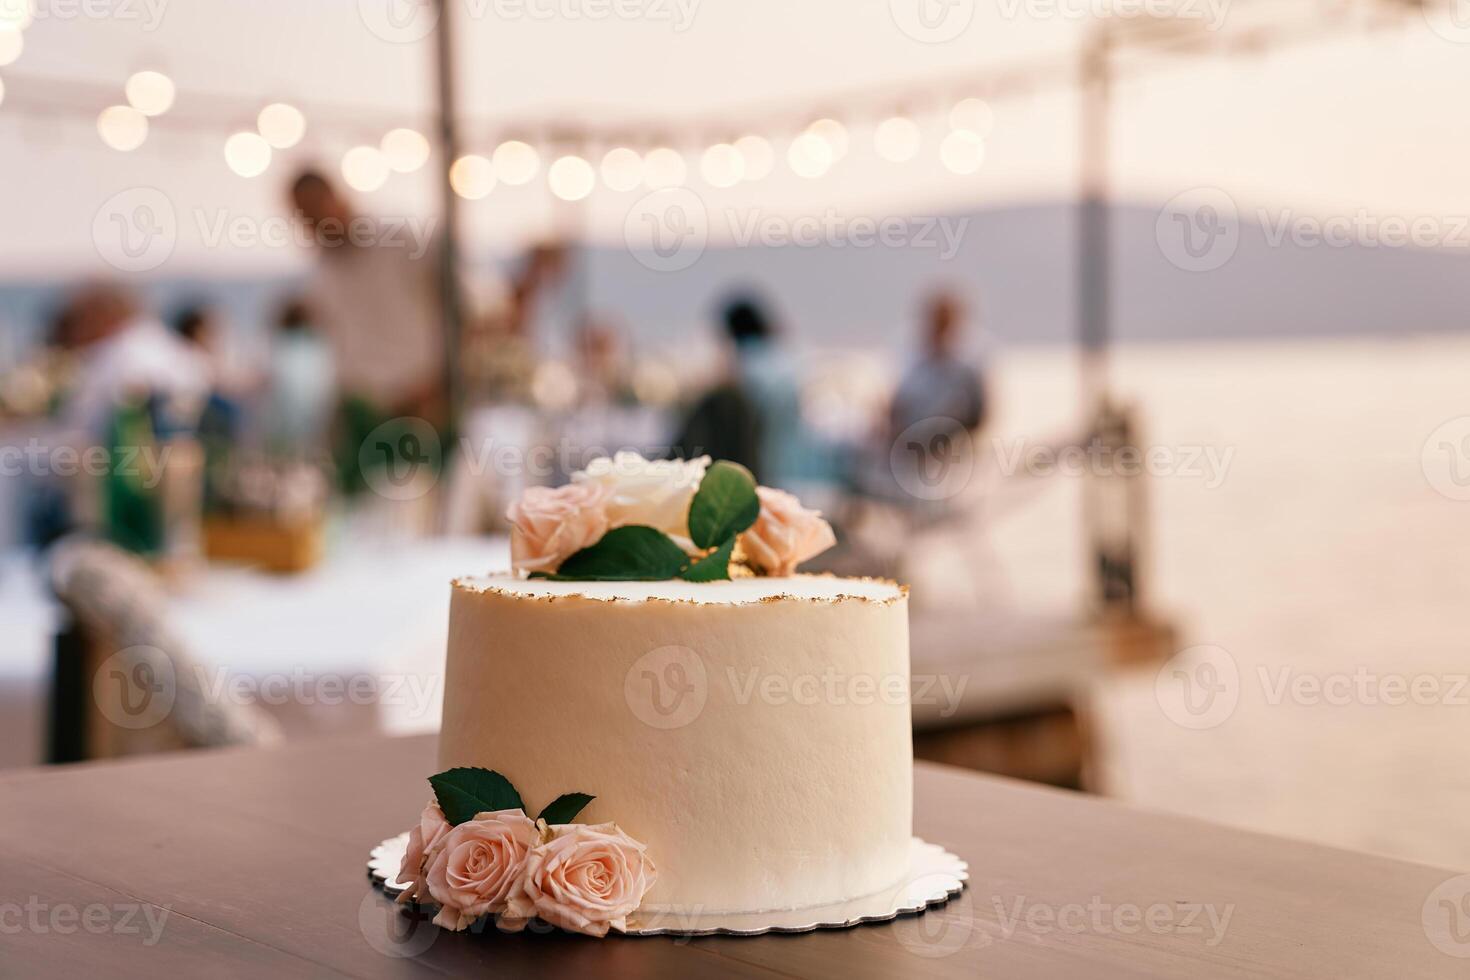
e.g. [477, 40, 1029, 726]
[46, 536, 282, 762]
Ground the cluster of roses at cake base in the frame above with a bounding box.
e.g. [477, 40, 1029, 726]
[507, 452, 835, 578]
[396, 802, 657, 938]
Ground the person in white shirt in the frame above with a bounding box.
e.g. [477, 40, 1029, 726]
[289, 170, 446, 428]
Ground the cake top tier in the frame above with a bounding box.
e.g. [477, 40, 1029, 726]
[455, 574, 905, 606]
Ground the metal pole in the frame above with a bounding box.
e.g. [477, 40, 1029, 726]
[1078, 29, 1111, 415]
[433, 0, 464, 423]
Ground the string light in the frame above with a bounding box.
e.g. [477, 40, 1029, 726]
[97, 105, 148, 152]
[642, 146, 685, 189]
[806, 118, 848, 161]
[224, 131, 272, 177]
[341, 145, 389, 191]
[492, 140, 539, 185]
[733, 135, 773, 181]
[599, 147, 643, 192]
[939, 129, 984, 174]
[449, 154, 494, 199]
[124, 70, 174, 116]
[257, 103, 306, 149]
[381, 127, 430, 173]
[0, 28, 21, 67]
[548, 154, 595, 201]
[874, 116, 920, 163]
[949, 97, 994, 137]
[700, 142, 744, 188]
[787, 132, 832, 178]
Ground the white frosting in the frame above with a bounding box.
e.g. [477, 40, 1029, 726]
[455, 574, 904, 604]
[439, 573, 913, 914]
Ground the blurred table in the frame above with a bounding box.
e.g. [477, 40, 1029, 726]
[1, 734, 1461, 978]
[2, 535, 509, 768]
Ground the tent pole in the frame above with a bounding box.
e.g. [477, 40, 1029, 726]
[432, 0, 464, 423]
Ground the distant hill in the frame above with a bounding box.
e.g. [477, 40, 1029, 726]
[5, 200, 1468, 359]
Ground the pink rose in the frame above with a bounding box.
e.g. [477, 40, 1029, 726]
[739, 486, 837, 576]
[396, 802, 451, 905]
[507, 482, 611, 574]
[499, 823, 657, 937]
[425, 809, 538, 931]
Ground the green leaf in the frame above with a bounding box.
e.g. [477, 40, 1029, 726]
[680, 537, 735, 582]
[538, 792, 595, 825]
[688, 461, 760, 549]
[553, 525, 690, 581]
[429, 768, 526, 825]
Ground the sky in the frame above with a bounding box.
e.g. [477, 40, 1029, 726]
[1, 0, 1469, 278]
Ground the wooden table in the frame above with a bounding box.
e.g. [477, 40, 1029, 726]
[1, 735, 1463, 978]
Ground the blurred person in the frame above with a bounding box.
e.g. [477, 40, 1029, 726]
[263, 299, 336, 455]
[289, 169, 444, 418]
[62, 282, 209, 439]
[888, 291, 987, 438]
[672, 293, 807, 485]
[289, 168, 446, 495]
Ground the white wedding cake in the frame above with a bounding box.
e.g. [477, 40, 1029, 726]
[392, 454, 915, 936]
[440, 574, 912, 914]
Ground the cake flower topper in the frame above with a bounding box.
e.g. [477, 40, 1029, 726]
[396, 767, 658, 938]
[506, 452, 836, 581]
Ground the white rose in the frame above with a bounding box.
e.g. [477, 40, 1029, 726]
[572, 452, 710, 545]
